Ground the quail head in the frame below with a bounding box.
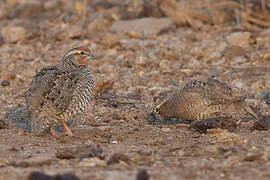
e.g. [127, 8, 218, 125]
[25, 46, 95, 136]
[152, 77, 260, 131]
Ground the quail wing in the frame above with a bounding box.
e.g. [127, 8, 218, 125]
[25, 66, 81, 119]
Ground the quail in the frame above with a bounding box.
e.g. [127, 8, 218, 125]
[25, 46, 94, 136]
[152, 77, 259, 132]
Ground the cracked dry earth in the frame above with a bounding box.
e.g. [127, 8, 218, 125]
[1, 1, 270, 180]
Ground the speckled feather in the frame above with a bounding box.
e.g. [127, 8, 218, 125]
[154, 78, 258, 121]
[25, 47, 94, 134]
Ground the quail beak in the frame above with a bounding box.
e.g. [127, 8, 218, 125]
[87, 53, 95, 60]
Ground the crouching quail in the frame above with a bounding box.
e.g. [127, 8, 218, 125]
[151, 77, 260, 132]
[25, 47, 94, 136]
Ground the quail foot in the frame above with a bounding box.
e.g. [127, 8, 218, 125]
[152, 77, 260, 132]
[25, 47, 95, 136]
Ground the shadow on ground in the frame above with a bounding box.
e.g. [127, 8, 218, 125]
[145, 113, 192, 125]
[5, 105, 30, 131]
[5, 105, 74, 133]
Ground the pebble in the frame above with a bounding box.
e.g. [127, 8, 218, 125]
[56, 148, 76, 159]
[161, 127, 171, 132]
[28, 172, 79, 180]
[244, 152, 264, 161]
[108, 153, 130, 165]
[1, 80, 10, 87]
[136, 169, 149, 180]
[1, 26, 26, 43]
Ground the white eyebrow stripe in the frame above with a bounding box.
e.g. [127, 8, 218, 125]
[64, 47, 91, 57]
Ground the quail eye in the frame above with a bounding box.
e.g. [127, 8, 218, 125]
[80, 51, 85, 55]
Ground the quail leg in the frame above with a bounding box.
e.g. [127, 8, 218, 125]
[62, 122, 73, 136]
[49, 126, 57, 136]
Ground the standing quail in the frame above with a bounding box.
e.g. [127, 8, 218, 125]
[152, 77, 259, 132]
[25, 47, 94, 136]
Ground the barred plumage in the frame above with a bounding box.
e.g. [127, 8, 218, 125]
[25, 47, 94, 136]
[152, 77, 260, 131]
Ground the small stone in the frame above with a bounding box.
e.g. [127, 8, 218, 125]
[1, 26, 26, 43]
[54, 173, 79, 180]
[1, 80, 10, 87]
[78, 157, 107, 167]
[0, 119, 9, 129]
[28, 171, 53, 180]
[161, 127, 171, 132]
[53, 30, 69, 41]
[136, 169, 149, 180]
[218, 145, 239, 153]
[190, 117, 238, 133]
[80, 146, 104, 160]
[28, 172, 79, 180]
[244, 152, 264, 161]
[0, 160, 6, 167]
[9, 147, 18, 152]
[56, 148, 76, 159]
[108, 153, 130, 165]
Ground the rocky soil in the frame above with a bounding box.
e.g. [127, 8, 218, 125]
[0, 0, 270, 179]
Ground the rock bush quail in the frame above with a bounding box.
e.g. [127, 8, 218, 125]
[152, 77, 260, 132]
[25, 47, 94, 136]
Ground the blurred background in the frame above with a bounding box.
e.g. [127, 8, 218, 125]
[0, 1, 270, 180]
[0, 0, 270, 98]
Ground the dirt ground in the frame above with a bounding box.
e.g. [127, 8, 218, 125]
[0, 0, 270, 180]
